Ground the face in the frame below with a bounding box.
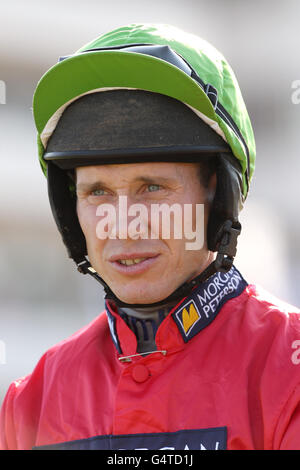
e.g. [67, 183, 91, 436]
[76, 161, 216, 305]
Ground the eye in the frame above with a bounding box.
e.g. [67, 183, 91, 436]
[91, 188, 108, 196]
[147, 184, 161, 192]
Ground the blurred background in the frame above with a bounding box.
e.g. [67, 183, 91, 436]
[1, 0, 300, 403]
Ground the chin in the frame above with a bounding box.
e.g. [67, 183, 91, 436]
[110, 283, 171, 306]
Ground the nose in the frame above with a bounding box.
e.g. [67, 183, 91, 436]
[96, 195, 151, 240]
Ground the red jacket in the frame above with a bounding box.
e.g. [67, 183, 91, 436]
[1, 266, 300, 450]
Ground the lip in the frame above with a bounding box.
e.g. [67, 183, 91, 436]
[108, 252, 160, 275]
[109, 252, 159, 262]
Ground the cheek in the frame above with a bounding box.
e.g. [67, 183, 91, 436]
[160, 238, 207, 287]
[77, 202, 99, 242]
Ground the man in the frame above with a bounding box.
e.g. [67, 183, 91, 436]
[1, 23, 300, 450]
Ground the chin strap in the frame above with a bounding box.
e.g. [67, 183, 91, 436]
[75, 219, 241, 309]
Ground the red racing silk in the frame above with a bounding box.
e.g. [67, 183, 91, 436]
[1, 266, 300, 450]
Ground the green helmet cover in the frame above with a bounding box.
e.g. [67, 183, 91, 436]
[33, 23, 255, 199]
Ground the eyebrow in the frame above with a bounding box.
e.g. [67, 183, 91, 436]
[76, 175, 175, 192]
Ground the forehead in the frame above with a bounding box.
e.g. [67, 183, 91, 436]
[75, 161, 199, 185]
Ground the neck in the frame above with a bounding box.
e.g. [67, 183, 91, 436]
[117, 300, 177, 353]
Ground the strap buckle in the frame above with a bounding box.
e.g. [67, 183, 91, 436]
[76, 259, 91, 274]
[214, 220, 241, 272]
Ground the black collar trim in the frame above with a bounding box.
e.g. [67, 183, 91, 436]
[172, 266, 247, 343]
[105, 266, 247, 352]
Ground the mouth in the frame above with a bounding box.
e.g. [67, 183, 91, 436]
[118, 257, 147, 266]
[108, 253, 160, 275]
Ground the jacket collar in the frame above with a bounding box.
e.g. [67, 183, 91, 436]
[105, 265, 247, 357]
